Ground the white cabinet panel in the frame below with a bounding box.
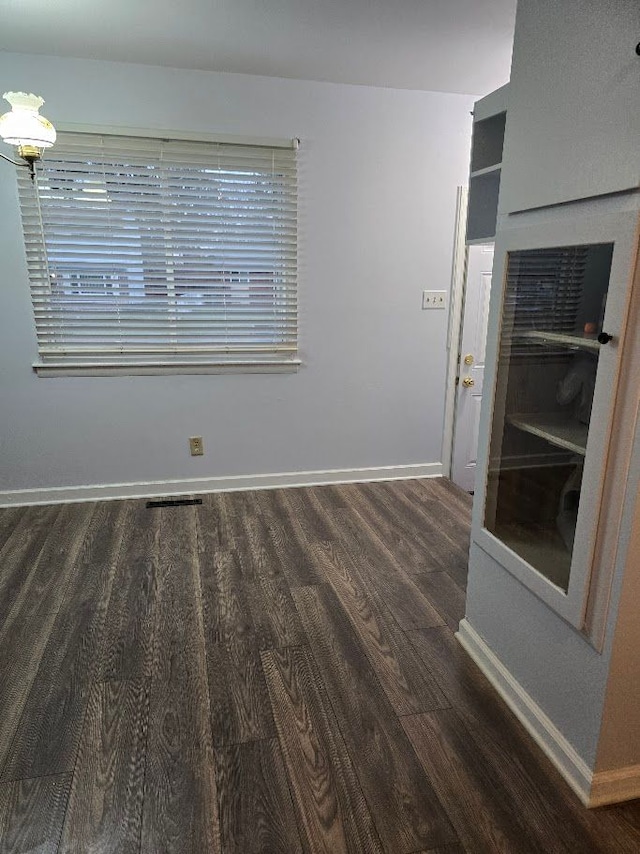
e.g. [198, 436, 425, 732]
[499, 0, 640, 214]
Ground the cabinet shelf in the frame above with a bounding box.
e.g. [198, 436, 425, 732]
[516, 330, 600, 353]
[507, 413, 588, 455]
[470, 162, 502, 179]
[467, 237, 497, 246]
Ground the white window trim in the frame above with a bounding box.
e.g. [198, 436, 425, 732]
[32, 360, 301, 377]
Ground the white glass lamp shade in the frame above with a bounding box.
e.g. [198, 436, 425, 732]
[0, 92, 56, 150]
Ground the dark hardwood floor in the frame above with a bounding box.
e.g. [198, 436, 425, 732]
[0, 478, 639, 853]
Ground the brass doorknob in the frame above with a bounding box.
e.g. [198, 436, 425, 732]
[462, 376, 475, 388]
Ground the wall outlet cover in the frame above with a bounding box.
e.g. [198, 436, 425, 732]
[422, 290, 447, 309]
[189, 436, 204, 456]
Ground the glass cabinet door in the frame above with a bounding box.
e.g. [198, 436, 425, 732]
[483, 243, 614, 593]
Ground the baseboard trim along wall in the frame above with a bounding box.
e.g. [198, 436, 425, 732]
[456, 618, 594, 807]
[0, 462, 443, 507]
[457, 618, 640, 807]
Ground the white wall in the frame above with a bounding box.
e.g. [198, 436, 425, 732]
[0, 52, 475, 497]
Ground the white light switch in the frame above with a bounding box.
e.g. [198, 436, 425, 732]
[422, 290, 447, 310]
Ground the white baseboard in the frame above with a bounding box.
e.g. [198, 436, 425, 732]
[456, 618, 594, 807]
[0, 462, 443, 508]
[458, 619, 640, 807]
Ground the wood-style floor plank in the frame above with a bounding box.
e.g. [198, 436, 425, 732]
[308, 536, 449, 715]
[430, 476, 474, 510]
[410, 570, 467, 632]
[293, 486, 444, 632]
[140, 505, 220, 854]
[0, 503, 61, 630]
[401, 479, 472, 545]
[293, 584, 458, 853]
[196, 522, 261, 648]
[196, 498, 276, 746]
[0, 506, 23, 554]
[283, 487, 402, 625]
[215, 738, 304, 854]
[0, 503, 82, 645]
[200, 492, 237, 552]
[340, 482, 442, 573]
[58, 679, 148, 854]
[280, 486, 341, 545]
[383, 481, 471, 588]
[2, 501, 129, 781]
[247, 572, 308, 649]
[310, 487, 445, 631]
[205, 639, 276, 747]
[225, 492, 307, 649]
[261, 645, 384, 854]
[96, 501, 160, 682]
[408, 626, 640, 854]
[0, 502, 95, 774]
[254, 488, 325, 587]
[275, 489, 448, 713]
[363, 482, 470, 578]
[0, 773, 71, 854]
[402, 709, 543, 854]
[225, 491, 281, 583]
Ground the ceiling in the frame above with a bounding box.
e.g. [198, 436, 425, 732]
[0, 0, 516, 95]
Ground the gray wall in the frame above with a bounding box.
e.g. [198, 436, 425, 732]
[465, 545, 611, 766]
[0, 52, 475, 494]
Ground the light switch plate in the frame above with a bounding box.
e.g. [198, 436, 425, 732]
[422, 290, 447, 309]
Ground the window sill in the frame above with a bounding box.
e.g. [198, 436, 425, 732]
[33, 360, 301, 377]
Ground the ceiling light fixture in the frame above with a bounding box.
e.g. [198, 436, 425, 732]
[0, 91, 56, 179]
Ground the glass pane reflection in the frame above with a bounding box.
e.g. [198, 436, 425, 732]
[484, 243, 613, 592]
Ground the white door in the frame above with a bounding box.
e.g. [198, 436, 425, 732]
[451, 243, 494, 492]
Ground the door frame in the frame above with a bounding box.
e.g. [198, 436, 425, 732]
[441, 186, 469, 479]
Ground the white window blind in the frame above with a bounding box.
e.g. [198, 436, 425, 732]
[17, 132, 298, 372]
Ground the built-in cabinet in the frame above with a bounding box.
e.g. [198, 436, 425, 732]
[467, 0, 640, 637]
[462, 0, 640, 808]
[474, 209, 639, 628]
[499, 0, 640, 214]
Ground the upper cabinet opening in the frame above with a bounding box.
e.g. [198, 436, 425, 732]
[466, 86, 508, 245]
[470, 112, 506, 174]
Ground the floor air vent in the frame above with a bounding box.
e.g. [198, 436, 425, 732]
[146, 498, 203, 508]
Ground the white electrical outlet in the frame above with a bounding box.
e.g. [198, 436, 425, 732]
[422, 290, 447, 310]
[189, 436, 204, 456]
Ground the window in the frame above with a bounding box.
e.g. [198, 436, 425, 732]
[17, 132, 298, 375]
